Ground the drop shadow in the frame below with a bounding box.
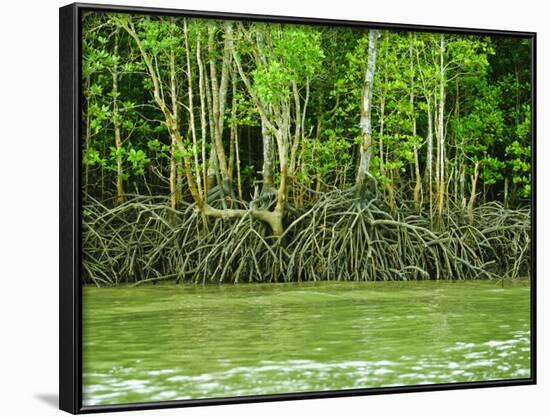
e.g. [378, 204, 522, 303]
[34, 393, 58, 408]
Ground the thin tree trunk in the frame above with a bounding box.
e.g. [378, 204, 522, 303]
[169, 48, 181, 208]
[197, 34, 209, 198]
[378, 94, 386, 177]
[435, 104, 440, 214]
[228, 62, 242, 188]
[228, 75, 237, 182]
[409, 36, 422, 211]
[184, 19, 203, 201]
[460, 164, 466, 208]
[228, 25, 289, 235]
[261, 116, 275, 194]
[355, 29, 378, 201]
[204, 63, 219, 193]
[235, 127, 242, 200]
[504, 176, 509, 208]
[84, 75, 91, 196]
[413, 144, 422, 210]
[378, 91, 394, 210]
[468, 161, 480, 215]
[453, 80, 460, 206]
[436, 34, 446, 216]
[426, 97, 433, 217]
[208, 23, 232, 194]
[169, 144, 178, 208]
[289, 80, 301, 176]
[254, 30, 276, 197]
[112, 28, 125, 205]
[120, 18, 191, 208]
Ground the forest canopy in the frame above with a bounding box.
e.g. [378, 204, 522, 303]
[81, 12, 532, 286]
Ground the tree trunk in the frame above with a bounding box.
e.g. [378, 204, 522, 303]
[254, 30, 276, 197]
[169, 143, 178, 209]
[426, 97, 433, 217]
[409, 36, 422, 211]
[228, 25, 290, 235]
[196, 34, 209, 198]
[435, 104, 440, 214]
[112, 28, 125, 205]
[235, 125, 243, 200]
[208, 23, 232, 195]
[169, 48, 181, 208]
[468, 160, 480, 215]
[261, 116, 275, 195]
[228, 76, 237, 183]
[203, 50, 217, 191]
[84, 75, 91, 196]
[460, 164, 466, 208]
[355, 29, 378, 201]
[436, 34, 446, 216]
[504, 176, 509, 208]
[413, 144, 422, 210]
[289, 77, 309, 177]
[184, 19, 203, 202]
[378, 93, 386, 179]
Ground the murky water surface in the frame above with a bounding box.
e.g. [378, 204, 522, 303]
[83, 280, 531, 405]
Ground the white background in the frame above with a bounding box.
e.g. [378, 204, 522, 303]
[0, 0, 546, 415]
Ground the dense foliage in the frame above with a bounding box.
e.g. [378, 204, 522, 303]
[81, 12, 532, 285]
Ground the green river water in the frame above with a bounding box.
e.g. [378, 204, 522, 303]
[82, 280, 531, 406]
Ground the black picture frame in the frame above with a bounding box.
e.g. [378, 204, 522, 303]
[59, 3, 537, 414]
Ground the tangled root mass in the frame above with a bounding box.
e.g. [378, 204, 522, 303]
[82, 191, 530, 286]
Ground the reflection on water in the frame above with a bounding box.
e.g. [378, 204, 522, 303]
[83, 281, 531, 406]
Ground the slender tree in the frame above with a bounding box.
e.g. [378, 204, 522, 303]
[355, 29, 378, 203]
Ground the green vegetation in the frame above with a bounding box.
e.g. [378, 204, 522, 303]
[81, 12, 532, 286]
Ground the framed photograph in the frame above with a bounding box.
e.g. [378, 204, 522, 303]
[59, 2, 536, 414]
